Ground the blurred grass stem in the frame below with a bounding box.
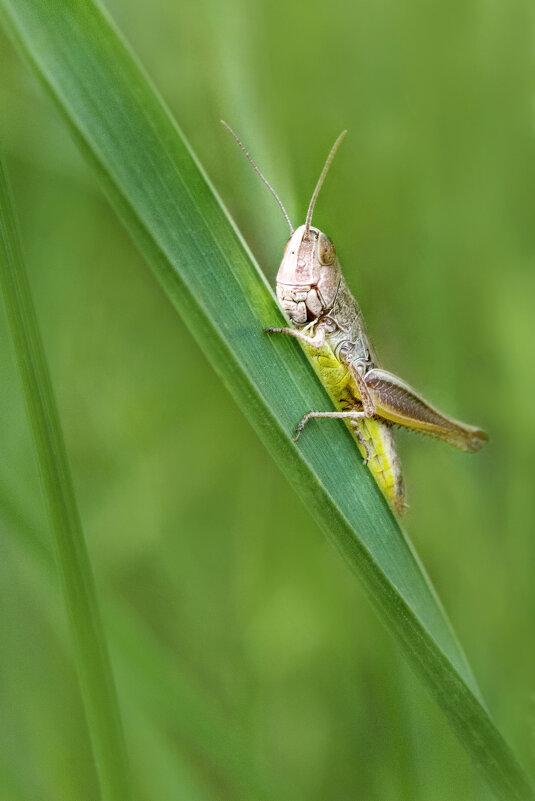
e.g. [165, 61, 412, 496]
[0, 154, 132, 801]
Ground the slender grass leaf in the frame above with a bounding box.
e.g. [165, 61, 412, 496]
[0, 153, 132, 800]
[0, 1, 532, 799]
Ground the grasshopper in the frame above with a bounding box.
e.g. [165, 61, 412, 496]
[222, 122, 488, 514]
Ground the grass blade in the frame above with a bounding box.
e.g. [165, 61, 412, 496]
[0, 155, 131, 800]
[0, 1, 532, 799]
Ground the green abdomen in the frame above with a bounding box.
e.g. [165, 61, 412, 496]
[302, 341, 405, 514]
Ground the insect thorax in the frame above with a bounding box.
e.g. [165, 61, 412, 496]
[324, 279, 377, 372]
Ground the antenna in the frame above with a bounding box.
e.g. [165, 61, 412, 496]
[221, 120, 294, 235]
[304, 130, 347, 237]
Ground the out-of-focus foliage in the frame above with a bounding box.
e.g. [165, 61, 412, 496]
[0, 1, 534, 800]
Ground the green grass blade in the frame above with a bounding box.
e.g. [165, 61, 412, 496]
[0, 1, 532, 799]
[0, 156, 132, 800]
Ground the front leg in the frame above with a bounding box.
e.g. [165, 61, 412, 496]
[265, 322, 326, 349]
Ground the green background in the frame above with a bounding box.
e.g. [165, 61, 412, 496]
[1, 0, 534, 799]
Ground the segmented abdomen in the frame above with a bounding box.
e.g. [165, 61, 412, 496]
[302, 341, 405, 514]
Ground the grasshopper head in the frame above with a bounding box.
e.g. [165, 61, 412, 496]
[276, 224, 341, 326]
[220, 121, 346, 327]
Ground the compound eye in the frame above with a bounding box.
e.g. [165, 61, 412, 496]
[317, 233, 336, 266]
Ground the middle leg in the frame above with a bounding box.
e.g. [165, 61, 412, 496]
[294, 409, 371, 442]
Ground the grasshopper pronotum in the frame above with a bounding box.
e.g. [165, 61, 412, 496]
[223, 122, 488, 514]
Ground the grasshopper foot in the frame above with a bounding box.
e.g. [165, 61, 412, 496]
[293, 417, 308, 442]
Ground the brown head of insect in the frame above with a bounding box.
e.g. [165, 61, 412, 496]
[275, 130, 346, 325]
[221, 121, 346, 326]
[276, 226, 340, 325]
